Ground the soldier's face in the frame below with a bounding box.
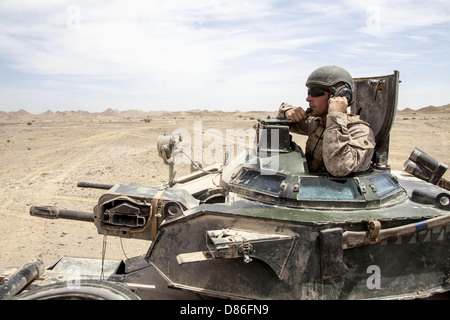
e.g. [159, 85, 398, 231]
[306, 90, 330, 116]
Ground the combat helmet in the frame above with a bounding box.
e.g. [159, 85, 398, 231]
[306, 65, 355, 105]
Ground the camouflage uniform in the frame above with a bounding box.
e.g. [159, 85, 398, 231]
[277, 102, 375, 176]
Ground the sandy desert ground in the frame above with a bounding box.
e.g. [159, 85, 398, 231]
[0, 105, 449, 270]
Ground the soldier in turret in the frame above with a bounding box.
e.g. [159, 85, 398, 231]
[277, 65, 375, 177]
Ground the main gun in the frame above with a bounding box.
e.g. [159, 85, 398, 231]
[29, 181, 114, 222]
[29, 180, 198, 241]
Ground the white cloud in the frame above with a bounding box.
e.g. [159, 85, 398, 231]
[0, 0, 449, 112]
[0, 1, 336, 75]
[345, 0, 450, 37]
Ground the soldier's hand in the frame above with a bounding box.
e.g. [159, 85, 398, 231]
[328, 97, 348, 113]
[285, 107, 309, 122]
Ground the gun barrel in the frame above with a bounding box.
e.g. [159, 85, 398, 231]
[30, 206, 94, 222]
[77, 181, 114, 190]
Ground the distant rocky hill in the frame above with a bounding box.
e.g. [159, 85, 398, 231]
[1, 103, 449, 121]
[398, 104, 450, 113]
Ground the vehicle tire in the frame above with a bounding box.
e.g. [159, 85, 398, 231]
[13, 279, 140, 300]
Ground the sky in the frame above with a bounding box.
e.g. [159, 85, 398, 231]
[0, 0, 449, 113]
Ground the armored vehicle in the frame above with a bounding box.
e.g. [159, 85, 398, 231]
[1, 70, 449, 300]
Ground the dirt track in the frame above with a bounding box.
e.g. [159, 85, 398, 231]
[0, 108, 449, 268]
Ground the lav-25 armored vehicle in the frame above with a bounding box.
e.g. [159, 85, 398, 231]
[1, 70, 449, 300]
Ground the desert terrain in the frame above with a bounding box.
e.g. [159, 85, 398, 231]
[0, 105, 449, 270]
